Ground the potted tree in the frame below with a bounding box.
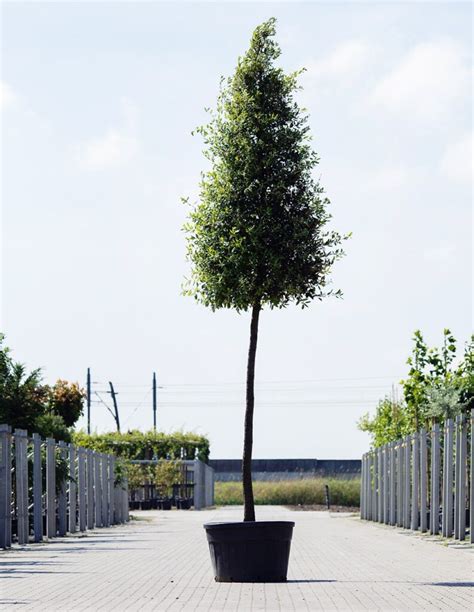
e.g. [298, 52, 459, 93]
[184, 18, 346, 582]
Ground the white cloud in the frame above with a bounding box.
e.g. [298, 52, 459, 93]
[76, 99, 139, 170]
[305, 40, 372, 81]
[0, 81, 18, 111]
[440, 133, 473, 184]
[370, 40, 470, 119]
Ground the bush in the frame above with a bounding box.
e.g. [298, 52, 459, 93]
[73, 430, 210, 463]
[215, 479, 360, 507]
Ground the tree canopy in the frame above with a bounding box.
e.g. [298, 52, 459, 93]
[0, 333, 85, 441]
[184, 18, 345, 312]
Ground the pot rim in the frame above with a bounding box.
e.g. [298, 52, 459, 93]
[203, 521, 295, 530]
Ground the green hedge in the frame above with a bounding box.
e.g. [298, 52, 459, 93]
[215, 479, 360, 507]
[73, 430, 210, 462]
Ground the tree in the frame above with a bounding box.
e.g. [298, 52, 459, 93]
[0, 333, 84, 440]
[358, 329, 473, 447]
[184, 19, 345, 521]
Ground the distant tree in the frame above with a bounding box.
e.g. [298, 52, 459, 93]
[358, 330, 473, 447]
[184, 19, 346, 521]
[48, 379, 85, 427]
[0, 333, 84, 439]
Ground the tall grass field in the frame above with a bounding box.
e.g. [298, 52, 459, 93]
[215, 479, 360, 507]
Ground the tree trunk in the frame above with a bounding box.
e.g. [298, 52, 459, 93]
[243, 302, 261, 522]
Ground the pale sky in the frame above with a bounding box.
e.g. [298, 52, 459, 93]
[1, 1, 472, 459]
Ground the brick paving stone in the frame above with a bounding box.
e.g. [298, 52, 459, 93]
[0, 505, 472, 611]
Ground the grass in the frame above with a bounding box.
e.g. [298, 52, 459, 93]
[215, 478, 360, 507]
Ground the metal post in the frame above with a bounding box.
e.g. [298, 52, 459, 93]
[69, 444, 77, 533]
[420, 428, 427, 532]
[153, 372, 157, 432]
[87, 367, 91, 435]
[46, 438, 56, 538]
[14, 429, 29, 545]
[411, 431, 419, 531]
[32, 433, 43, 542]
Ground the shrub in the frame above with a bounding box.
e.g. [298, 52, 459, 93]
[73, 430, 210, 463]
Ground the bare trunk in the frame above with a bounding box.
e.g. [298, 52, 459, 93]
[243, 302, 261, 522]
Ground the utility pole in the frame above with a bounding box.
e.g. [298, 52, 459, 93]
[87, 368, 91, 434]
[108, 382, 120, 432]
[153, 372, 157, 431]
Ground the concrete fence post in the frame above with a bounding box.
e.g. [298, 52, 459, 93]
[69, 444, 77, 533]
[32, 433, 43, 542]
[101, 454, 108, 527]
[430, 423, 440, 535]
[454, 415, 461, 539]
[420, 428, 428, 532]
[445, 419, 454, 537]
[411, 431, 420, 531]
[458, 414, 467, 541]
[108, 456, 114, 526]
[383, 444, 389, 524]
[86, 449, 94, 529]
[194, 459, 204, 510]
[470, 409, 474, 544]
[0, 425, 12, 549]
[404, 435, 411, 529]
[57, 441, 68, 536]
[14, 429, 29, 545]
[94, 452, 102, 528]
[46, 438, 56, 539]
[78, 447, 86, 531]
[389, 442, 396, 526]
[397, 442, 403, 527]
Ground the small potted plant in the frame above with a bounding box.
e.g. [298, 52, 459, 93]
[184, 18, 346, 582]
[154, 459, 182, 510]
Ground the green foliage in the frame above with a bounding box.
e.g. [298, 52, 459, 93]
[358, 397, 410, 448]
[48, 380, 85, 427]
[183, 18, 346, 312]
[72, 429, 210, 463]
[125, 460, 183, 497]
[0, 333, 84, 440]
[215, 479, 360, 507]
[358, 330, 473, 447]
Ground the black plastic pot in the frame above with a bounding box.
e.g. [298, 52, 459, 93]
[161, 499, 172, 510]
[204, 521, 294, 582]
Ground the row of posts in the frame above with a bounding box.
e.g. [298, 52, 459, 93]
[360, 410, 473, 543]
[0, 424, 129, 549]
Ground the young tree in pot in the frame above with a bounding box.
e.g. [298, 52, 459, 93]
[184, 18, 346, 582]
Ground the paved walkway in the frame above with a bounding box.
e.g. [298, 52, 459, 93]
[0, 506, 472, 611]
